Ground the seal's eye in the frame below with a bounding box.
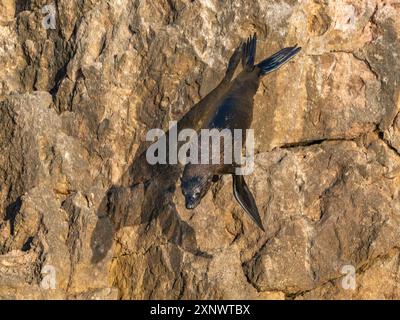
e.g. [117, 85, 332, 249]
[193, 187, 201, 198]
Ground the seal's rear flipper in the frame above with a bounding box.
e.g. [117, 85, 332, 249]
[225, 43, 243, 81]
[257, 45, 301, 77]
[242, 33, 257, 70]
[232, 174, 265, 231]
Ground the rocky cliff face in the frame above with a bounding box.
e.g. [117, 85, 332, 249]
[0, 0, 399, 299]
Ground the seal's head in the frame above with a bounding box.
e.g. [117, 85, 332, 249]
[181, 166, 213, 209]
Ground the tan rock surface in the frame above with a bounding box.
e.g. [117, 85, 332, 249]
[0, 0, 399, 299]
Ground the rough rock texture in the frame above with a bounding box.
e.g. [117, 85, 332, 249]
[0, 0, 399, 299]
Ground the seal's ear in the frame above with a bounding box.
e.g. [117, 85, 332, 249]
[232, 174, 265, 231]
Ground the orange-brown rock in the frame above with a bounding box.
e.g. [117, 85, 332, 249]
[0, 0, 399, 299]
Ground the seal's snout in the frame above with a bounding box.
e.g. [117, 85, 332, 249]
[186, 202, 195, 210]
[185, 195, 199, 210]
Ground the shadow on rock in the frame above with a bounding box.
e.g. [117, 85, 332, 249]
[90, 136, 211, 264]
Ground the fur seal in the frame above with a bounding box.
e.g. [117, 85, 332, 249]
[181, 34, 301, 230]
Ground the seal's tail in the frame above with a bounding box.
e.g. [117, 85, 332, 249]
[242, 33, 257, 70]
[257, 45, 301, 77]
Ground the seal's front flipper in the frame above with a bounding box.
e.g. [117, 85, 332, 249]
[225, 43, 243, 81]
[232, 174, 265, 231]
[257, 45, 301, 77]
